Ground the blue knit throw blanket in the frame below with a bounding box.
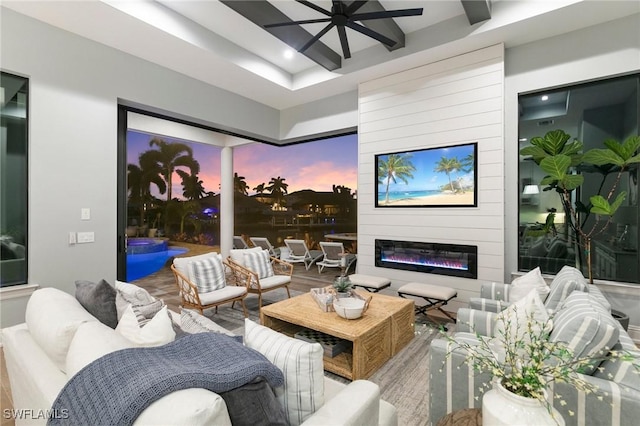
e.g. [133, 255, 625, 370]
[48, 333, 284, 426]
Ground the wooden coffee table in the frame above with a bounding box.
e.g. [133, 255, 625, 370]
[260, 292, 414, 380]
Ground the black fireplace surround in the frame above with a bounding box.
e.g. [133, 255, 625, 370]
[375, 239, 478, 279]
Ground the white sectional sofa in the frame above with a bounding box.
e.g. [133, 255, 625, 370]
[2, 286, 397, 425]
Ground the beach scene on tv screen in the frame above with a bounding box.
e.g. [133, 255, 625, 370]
[377, 143, 476, 206]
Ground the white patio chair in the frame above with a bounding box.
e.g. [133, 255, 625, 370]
[233, 235, 249, 249]
[283, 239, 323, 271]
[249, 236, 281, 258]
[317, 241, 357, 274]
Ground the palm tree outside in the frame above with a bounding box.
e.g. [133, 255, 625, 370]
[267, 176, 289, 210]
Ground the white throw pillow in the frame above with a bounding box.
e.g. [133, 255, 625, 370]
[244, 319, 324, 426]
[494, 288, 551, 352]
[509, 267, 550, 302]
[25, 287, 99, 373]
[116, 305, 176, 347]
[66, 321, 135, 378]
[114, 280, 156, 305]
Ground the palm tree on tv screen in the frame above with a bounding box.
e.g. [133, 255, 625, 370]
[434, 156, 457, 192]
[378, 154, 415, 204]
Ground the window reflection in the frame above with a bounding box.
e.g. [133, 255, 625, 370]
[518, 74, 639, 283]
[1, 72, 28, 286]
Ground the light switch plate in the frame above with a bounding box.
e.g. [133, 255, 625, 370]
[77, 231, 95, 243]
[81, 208, 91, 220]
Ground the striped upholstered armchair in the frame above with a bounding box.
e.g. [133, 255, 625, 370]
[429, 286, 640, 426]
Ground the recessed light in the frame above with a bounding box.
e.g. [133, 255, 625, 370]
[284, 49, 294, 59]
[541, 95, 549, 101]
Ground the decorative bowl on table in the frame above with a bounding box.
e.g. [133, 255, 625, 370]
[333, 297, 366, 320]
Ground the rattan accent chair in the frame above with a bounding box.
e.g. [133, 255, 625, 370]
[171, 253, 249, 317]
[226, 248, 294, 310]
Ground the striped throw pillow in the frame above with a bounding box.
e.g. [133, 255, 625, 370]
[244, 319, 324, 426]
[550, 291, 620, 375]
[188, 255, 226, 293]
[545, 265, 589, 312]
[244, 249, 275, 279]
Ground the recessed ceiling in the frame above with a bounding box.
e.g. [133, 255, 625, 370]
[2, 1, 638, 110]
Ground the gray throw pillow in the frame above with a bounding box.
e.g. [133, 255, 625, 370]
[75, 279, 118, 328]
[220, 376, 288, 426]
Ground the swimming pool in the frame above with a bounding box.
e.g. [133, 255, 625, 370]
[126, 246, 188, 282]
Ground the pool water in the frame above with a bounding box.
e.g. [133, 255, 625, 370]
[126, 247, 188, 282]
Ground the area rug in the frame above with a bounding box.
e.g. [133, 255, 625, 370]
[201, 290, 453, 426]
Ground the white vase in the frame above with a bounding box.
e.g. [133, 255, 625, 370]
[482, 381, 564, 426]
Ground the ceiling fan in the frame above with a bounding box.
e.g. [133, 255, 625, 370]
[264, 1, 424, 59]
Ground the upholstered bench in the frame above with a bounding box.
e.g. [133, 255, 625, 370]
[397, 282, 457, 328]
[348, 274, 391, 293]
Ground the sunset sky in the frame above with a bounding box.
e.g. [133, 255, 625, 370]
[127, 130, 358, 199]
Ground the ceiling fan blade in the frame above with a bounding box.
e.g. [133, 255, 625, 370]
[296, 0, 331, 17]
[350, 8, 424, 21]
[299, 22, 335, 53]
[336, 25, 351, 59]
[345, 21, 397, 47]
[264, 18, 331, 29]
[345, 1, 368, 15]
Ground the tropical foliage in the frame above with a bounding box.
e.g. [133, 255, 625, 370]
[266, 176, 289, 209]
[520, 130, 640, 281]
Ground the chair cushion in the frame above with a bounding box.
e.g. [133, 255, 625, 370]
[509, 267, 550, 303]
[115, 305, 176, 347]
[229, 247, 262, 267]
[75, 279, 118, 328]
[244, 249, 275, 279]
[188, 255, 226, 293]
[550, 291, 619, 375]
[256, 275, 291, 290]
[244, 319, 324, 426]
[198, 285, 247, 305]
[545, 265, 589, 312]
[348, 274, 391, 289]
[172, 252, 221, 278]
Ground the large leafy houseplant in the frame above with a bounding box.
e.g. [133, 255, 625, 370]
[520, 130, 640, 282]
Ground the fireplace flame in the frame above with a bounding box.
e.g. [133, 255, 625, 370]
[381, 253, 468, 271]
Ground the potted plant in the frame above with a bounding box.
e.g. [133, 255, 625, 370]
[333, 275, 352, 297]
[520, 130, 640, 283]
[441, 307, 636, 425]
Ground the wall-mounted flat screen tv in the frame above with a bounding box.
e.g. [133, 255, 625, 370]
[375, 142, 478, 207]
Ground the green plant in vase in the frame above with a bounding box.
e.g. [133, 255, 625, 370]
[520, 130, 640, 282]
[333, 275, 352, 296]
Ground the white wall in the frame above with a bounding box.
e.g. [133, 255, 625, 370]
[357, 45, 505, 313]
[504, 13, 640, 338]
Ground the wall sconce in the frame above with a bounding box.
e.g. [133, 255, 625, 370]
[522, 184, 540, 195]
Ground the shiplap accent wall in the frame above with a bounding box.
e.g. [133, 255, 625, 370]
[357, 44, 505, 313]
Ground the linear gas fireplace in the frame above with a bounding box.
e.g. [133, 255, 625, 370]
[375, 239, 477, 279]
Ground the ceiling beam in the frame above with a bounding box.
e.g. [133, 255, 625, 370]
[220, 0, 341, 71]
[357, 1, 406, 52]
[461, 0, 492, 25]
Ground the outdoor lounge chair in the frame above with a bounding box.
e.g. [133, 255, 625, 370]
[226, 248, 293, 310]
[233, 235, 249, 249]
[283, 239, 323, 271]
[249, 236, 281, 258]
[171, 252, 249, 316]
[317, 241, 357, 274]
